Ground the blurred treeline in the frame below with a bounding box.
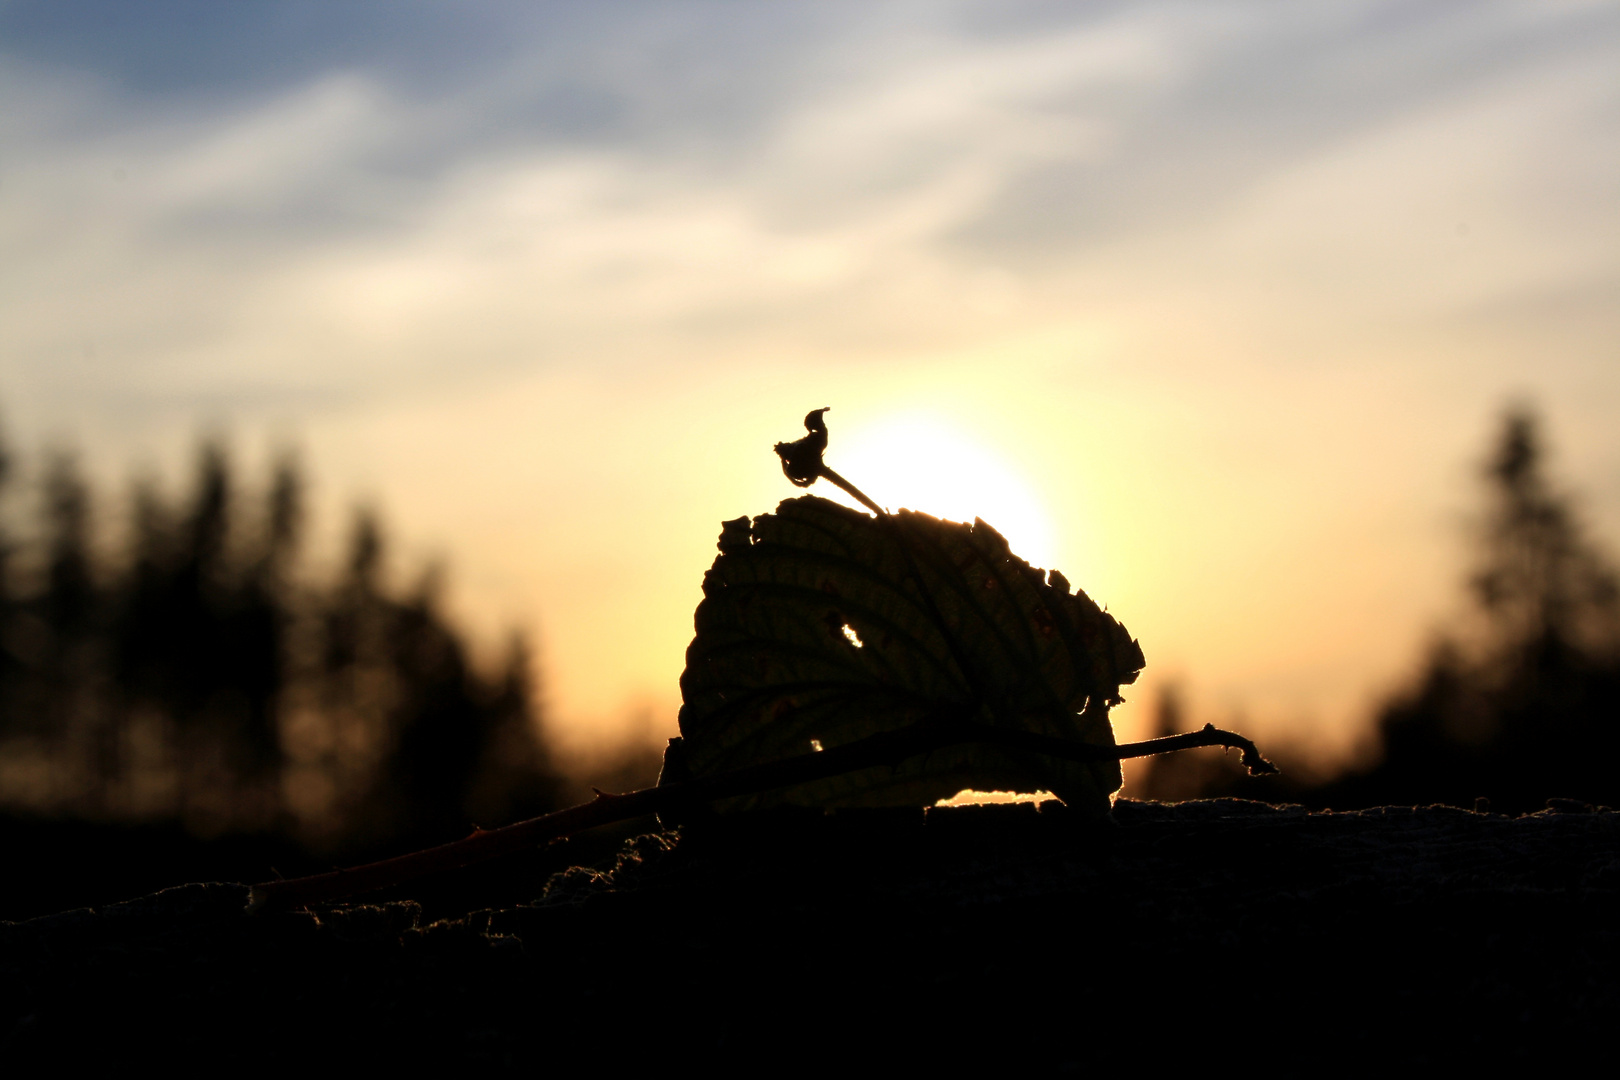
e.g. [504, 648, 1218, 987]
[1137, 406, 1620, 814]
[0, 429, 571, 861]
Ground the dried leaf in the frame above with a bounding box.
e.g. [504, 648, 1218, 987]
[676, 495, 1144, 815]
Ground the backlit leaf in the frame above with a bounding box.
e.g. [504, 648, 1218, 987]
[676, 495, 1145, 815]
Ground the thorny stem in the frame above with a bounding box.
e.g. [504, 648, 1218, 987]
[247, 721, 1274, 913]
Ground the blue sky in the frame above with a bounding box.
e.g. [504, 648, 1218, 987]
[2, 1, 1617, 758]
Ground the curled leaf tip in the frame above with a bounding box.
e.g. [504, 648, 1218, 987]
[774, 407, 831, 488]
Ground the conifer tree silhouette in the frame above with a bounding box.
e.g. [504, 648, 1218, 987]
[1366, 406, 1620, 810]
[0, 423, 563, 855]
[1136, 406, 1620, 811]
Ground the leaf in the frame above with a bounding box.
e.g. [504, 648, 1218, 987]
[676, 495, 1145, 815]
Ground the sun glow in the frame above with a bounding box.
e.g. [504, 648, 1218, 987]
[830, 414, 1058, 570]
[935, 789, 1058, 807]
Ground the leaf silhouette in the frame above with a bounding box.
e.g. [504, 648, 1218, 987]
[677, 494, 1145, 815]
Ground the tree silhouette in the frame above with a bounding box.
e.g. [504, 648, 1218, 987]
[1360, 406, 1620, 811]
[1136, 405, 1620, 811]
[0, 429, 564, 855]
[1470, 409, 1620, 663]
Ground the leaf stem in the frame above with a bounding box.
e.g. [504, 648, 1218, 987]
[818, 465, 886, 518]
[248, 721, 1273, 912]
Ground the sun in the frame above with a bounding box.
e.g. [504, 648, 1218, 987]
[828, 413, 1058, 570]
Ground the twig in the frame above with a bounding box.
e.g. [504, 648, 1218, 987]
[247, 721, 1273, 913]
[818, 465, 885, 518]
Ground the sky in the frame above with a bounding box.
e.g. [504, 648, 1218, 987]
[2, 0, 1617, 764]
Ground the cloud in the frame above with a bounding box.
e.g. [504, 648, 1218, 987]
[5, 3, 1615, 411]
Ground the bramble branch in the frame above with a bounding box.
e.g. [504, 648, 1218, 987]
[248, 720, 1273, 912]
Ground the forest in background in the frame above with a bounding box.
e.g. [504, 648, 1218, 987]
[1136, 406, 1620, 813]
[0, 423, 670, 874]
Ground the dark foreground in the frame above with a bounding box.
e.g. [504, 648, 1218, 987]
[5, 798, 1617, 1069]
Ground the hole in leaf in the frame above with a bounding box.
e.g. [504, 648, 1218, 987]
[810, 739, 824, 752]
[841, 624, 864, 648]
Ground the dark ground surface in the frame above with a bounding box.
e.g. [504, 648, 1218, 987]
[5, 798, 1618, 1070]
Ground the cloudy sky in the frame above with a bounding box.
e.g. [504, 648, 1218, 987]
[2, 1, 1617, 762]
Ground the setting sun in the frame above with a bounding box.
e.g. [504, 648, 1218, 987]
[826, 413, 1059, 571]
